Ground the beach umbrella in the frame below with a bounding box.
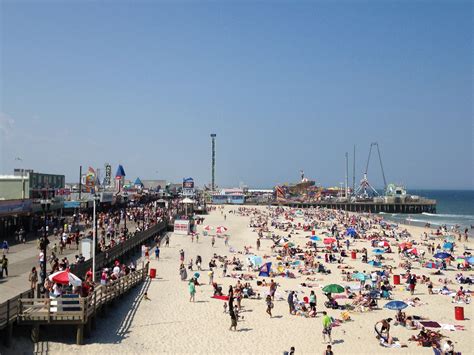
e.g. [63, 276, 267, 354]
[466, 256, 474, 264]
[368, 260, 382, 267]
[322, 284, 345, 294]
[49, 269, 82, 287]
[352, 272, 369, 281]
[248, 255, 263, 267]
[443, 242, 453, 250]
[372, 248, 385, 255]
[399, 242, 412, 249]
[346, 228, 357, 237]
[310, 236, 321, 241]
[378, 241, 390, 247]
[407, 248, 418, 256]
[216, 226, 228, 234]
[424, 262, 439, 269]
[434, 252, 451, 259]
[455, 258, 465, 263]
[203, 225, 213, 231]
[384, 300, 408, 311]
[194, 272, 200, 278]
[323, 238, 336, 245]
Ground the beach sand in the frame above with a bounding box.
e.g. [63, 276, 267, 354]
[4, 205, 473, 354]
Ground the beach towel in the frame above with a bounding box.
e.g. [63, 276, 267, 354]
[418, 321, 441, 328]
[380, 339, 401, 348]
[440, 323, 465, 331]
[211, 295, 230, 301]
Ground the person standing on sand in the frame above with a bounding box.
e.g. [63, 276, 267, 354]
[211, 236, 215, 248]
[288, 291, 295, 314]
[229, 305, 238, 331]
[270, 279, 277, 300]
[189, 278, 196, 302]
[322, 311, 332, 344]
[309, 290, 317, 313]
[324, 344, 334, 355]
[223, 261, 228, 277]
[266, 295, 273, 317]
[257, 238, 261, 251]
[408, 273, 417, 295]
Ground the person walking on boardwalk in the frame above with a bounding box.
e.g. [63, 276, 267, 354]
[29, 267, 38, 289]
[1, 255, 8, 278]
[189, 278, 196, 302]
[155, 245, 160, 260]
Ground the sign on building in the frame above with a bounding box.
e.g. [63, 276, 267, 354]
[174, 220, 190, 235]
[182, 177, 195, 197]
[104, 164, 112, 186]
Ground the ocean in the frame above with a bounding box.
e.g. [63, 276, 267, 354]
[379, 189, 474, 230]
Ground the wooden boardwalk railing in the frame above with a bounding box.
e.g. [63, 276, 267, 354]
[17, 265, 148, 344]
[0, 219, 167, 346]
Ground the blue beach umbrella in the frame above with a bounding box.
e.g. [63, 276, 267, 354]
[352, 272, 369, 281]
[372, 248, 385, 255]
[368, 260, 382, 267]
[466, 256, 474, 265]
[310, 236, 321, 241]
[346, 228, 357, 237]
[194, 272, 200, 278]
[434, 252, 451, 259]
[384, 300, 408, 310]
[443, 242, 453, 250]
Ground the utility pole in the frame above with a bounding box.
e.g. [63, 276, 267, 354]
[345, 152, 349, 199]
[352, 145, 356, 196]
[210, 134, 216, 191]
[79, 166, 82, 200]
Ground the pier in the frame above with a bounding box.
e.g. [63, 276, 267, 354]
[0, 219, 167, 347]
[270, 200, 436, 214]
[18, 265, 148, 345]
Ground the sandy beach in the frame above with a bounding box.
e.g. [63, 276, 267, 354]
[4, 205, 473, 355]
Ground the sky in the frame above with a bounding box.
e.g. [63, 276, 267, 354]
[0, 0, 472, 189]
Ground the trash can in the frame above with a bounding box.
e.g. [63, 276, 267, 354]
[351, 251, 357, 260]
[149, 268, 156, 279]
[455, 306, 464, 320]
[393, 275, 401, 285]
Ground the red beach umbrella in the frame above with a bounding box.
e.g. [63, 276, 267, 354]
[216, 226, 228, 234]
[323, 238, 336, 245]
[49, 269, 82, 287]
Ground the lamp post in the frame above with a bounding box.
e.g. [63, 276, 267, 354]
[39, 198, 51, 296]
[123, 195, 128, 236]
[92, 194, 100, 282]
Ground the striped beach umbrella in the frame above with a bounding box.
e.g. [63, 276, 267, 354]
[203, 225, 213, 231]
[216, 226, 228, 234]
[49, 269, 82, 287]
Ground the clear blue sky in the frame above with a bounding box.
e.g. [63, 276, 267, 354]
[1, 0, 472, 189]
